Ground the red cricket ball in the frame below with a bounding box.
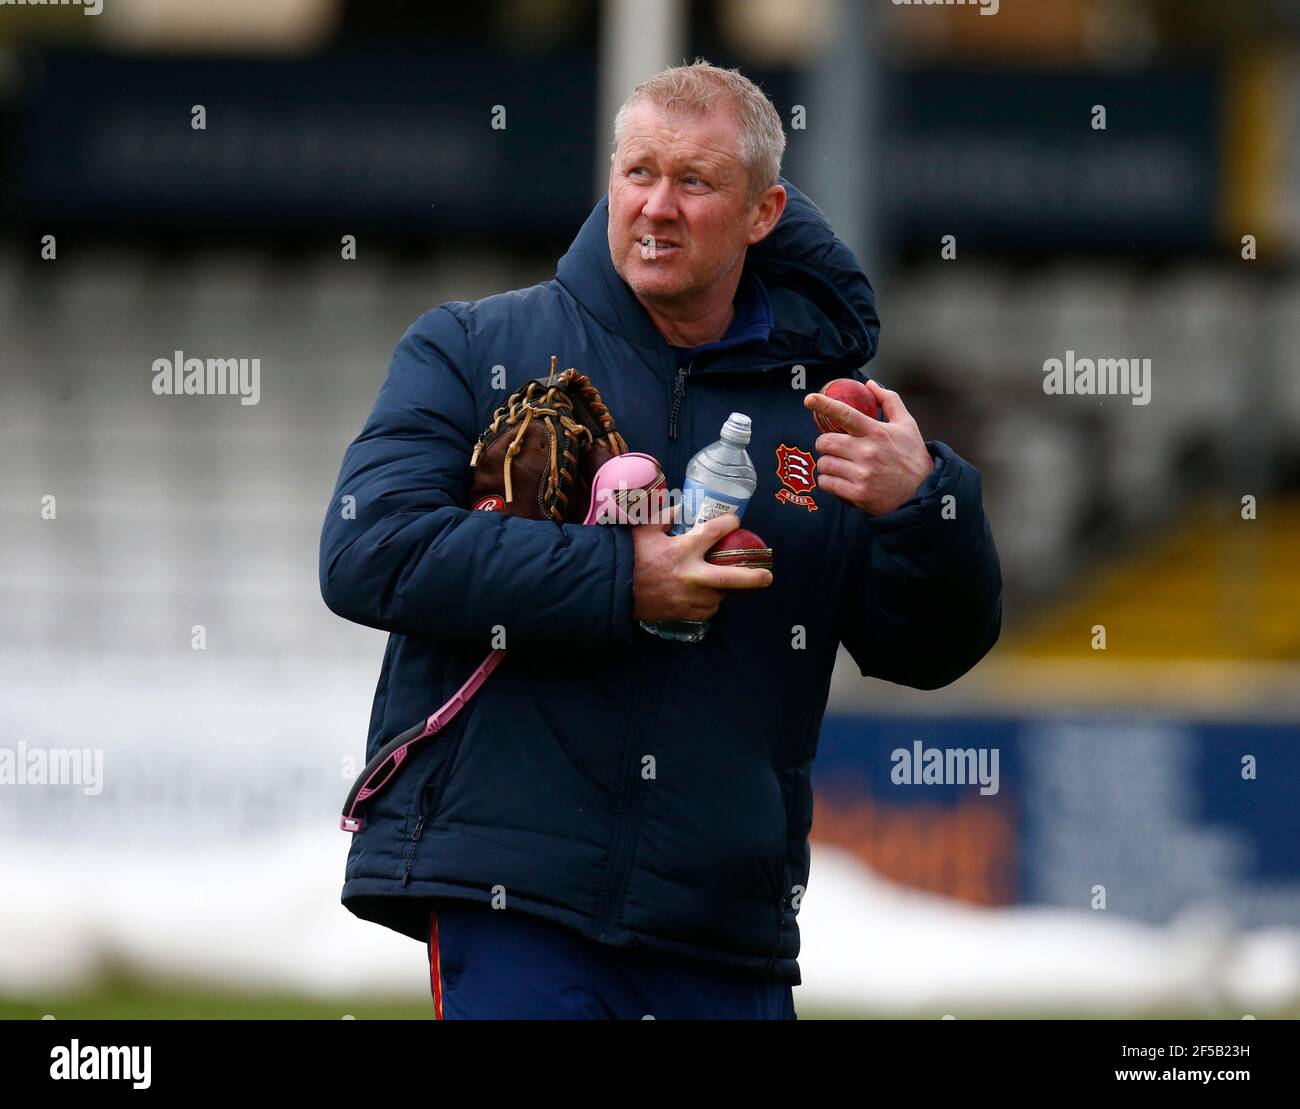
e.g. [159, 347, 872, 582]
[813, 378, 876, 435]
[705, 528, 773, 573]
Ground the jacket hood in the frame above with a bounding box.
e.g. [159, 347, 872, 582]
[555, 177, 880, 375]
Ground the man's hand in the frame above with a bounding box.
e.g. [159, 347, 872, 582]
[803, 380, 935, 516]
[631, 509, 772, 623]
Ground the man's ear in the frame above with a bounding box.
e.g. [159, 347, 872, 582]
[747, 184, 787, 245]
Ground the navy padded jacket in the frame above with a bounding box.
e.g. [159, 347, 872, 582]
[319, 179, 1003, 983]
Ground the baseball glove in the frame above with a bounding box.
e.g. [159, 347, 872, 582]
[468, 355, 630, 523]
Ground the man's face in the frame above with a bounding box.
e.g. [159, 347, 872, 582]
[607, 101, 762, 310]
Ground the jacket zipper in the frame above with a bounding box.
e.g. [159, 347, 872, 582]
[773, 872, 787, 968]
[594, 616, 670, 941]
[593, 730, 637, 942]
[400, 815, 426, 888]
[668, 360, 693, 440]
[596, 356, 693, 936]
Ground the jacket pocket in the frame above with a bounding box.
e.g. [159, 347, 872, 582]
[398, 709, 470, 834]
[399, 711, 471, 887]
[416, 711, 471, 825]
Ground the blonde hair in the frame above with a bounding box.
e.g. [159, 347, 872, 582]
[612, 59, 786, 203]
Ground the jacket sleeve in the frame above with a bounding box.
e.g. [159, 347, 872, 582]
[837, 441, 1003, 689]
[319, 307, 638, 652]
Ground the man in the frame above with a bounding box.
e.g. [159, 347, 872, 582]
[320, 61, 1002, 1019]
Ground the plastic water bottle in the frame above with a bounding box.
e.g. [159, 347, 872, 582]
[640, 412, 758, 643]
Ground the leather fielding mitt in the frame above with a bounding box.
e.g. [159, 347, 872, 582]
[468, 355, 630, 523]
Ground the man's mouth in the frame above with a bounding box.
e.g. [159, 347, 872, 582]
[638, 236, 680, 260]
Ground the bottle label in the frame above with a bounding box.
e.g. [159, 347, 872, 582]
[673, 477, 751, 535]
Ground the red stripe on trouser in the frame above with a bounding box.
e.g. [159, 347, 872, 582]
[429, 907, 444, 1019]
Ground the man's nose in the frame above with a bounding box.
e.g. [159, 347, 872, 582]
[641, 177, 678, 222]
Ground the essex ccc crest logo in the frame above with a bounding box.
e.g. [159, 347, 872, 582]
[774, 444, 818, 511]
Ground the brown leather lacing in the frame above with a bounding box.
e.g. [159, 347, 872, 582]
[470, 355, 629, 524]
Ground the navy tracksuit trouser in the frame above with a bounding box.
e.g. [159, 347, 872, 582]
[425, 898, 796, 1020]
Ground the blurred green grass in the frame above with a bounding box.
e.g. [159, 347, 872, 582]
[0, 971, 434, 1020]
[3, 972, 1297, 1019]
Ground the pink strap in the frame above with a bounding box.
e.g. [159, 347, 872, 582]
[420, 649, 506, 739]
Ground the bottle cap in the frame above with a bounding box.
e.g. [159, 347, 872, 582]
[721, 412, 752, 445]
